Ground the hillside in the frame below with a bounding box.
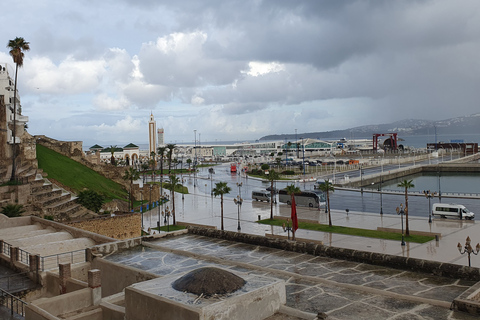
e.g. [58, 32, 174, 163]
[36, 144, 127, 202]
[259, 113, 480, 141]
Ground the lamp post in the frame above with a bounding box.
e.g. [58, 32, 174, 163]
[163, 206, 170, 232]
[140, 191, 143, 235]
[301, 137, 305, 177]
[194, 130, 197, 187]
[282, 219, 292, 240]
[234, 196, 243, 231]
[396, 204, 406, 246]
[360, 165, 364, 194]
[423, 190, 436, 223]
[379, 175, 383, 215]
[457, 236, 480, 267]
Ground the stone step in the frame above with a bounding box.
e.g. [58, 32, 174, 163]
[31, 189, 63, 203]
[39, 193, 72, 208]
[44, 197, 77, 214]
[31, 183, 54, 194]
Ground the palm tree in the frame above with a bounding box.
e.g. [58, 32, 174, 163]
[7, 37, 30, 182]
[167, 174, 181, 225]
[109, 145, 117, 165]
[186, 158, 192, 170]
[285, 184, 301, 240]
[1, 204, 25, 217]
[166, 143, 176, 173]
[122, 167, 140, 211]
[319, 179, 335, 227]
[397, 179, 414, 236]
[267, 169, 280, 220]
[157, 146, 167, 175]
[157, 146, 167, 200]
[212, 182, 231, 231]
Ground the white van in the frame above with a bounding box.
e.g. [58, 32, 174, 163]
[252, 190, 271, 202]
[432, 203, 475, 220]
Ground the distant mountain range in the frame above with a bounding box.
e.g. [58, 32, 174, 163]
[259, 113, 480, 141]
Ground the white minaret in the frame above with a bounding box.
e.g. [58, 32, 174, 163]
[148, 113, 156, 156]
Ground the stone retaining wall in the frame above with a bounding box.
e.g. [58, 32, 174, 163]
[186, 226, 480, 281]
[67, 213, 141, 240]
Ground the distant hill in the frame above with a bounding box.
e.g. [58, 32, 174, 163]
[259, 113, 480, 141]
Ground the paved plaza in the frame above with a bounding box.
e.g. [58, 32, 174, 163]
[106, 233, 479, 319]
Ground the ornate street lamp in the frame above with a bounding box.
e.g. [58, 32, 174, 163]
[234, 196, 243, 231]
[282, 219, 293, 240]
[396, 204, 406, 246]
[457, 236, 480, 267]
[423, 190, 437, 223]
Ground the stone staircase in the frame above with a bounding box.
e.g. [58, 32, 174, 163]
[1, 161, 97, 221]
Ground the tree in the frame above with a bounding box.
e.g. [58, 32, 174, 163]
[267, 169, 280, 220]
[167, 174, 181, 225]
[157, 146, 167, 175]
[186, 158, 192, 170]
[7, 37, 30, 181]
[1, 204, 25, 217]
[77, 190, 105, 213]
[166, 143, 176, 173]
[285, 184, 301, 240]
[141, 162, 149, 183]
[397, 179, 414, 236]
[123, 167, 140, 211]
[319, 179, 335, 227]
[261, 163, 270, 171]
[212, 182, 231, 231]
[109, 145, 117, 165]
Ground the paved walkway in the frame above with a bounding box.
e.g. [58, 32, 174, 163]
[141, 188, 480, 268]
[106, 234, 479, 319]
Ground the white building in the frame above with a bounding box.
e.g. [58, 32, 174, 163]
[0, 63, 29, 145]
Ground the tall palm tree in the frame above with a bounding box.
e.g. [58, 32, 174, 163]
[157, 146, 167, 175]
[267, 169, 280, 220]
[157, 146, 167, 200]
[186, 158, 192, 170]
[397, 179, 414, 236]
[319, 179, 335, 227]
[285, 184, 301, 240]
[123, 167, 140, 211]
[212, 182, 231, 231]
[167, 174, 181, 225]
[109, 145, 117, 165]
[7, 37, 30, 182]
[166, 143, 176, 173]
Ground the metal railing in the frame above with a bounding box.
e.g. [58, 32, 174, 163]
[2, 242, 11, 256]
[0, 288, 27, 317]
[40, 249, 86, 271]
[0, 272, 32, 292]
[18, 248, 30, 266]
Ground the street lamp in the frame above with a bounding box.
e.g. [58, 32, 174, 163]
[360, 165, 364, 194]
[457, 236, 480, 267]
[282, 219, 293, 240]
[396, 204, 406, 246]
[423, 190, 437, 223]
[301, 137, 305, 177]
[194, 129, 197, 187]
[379, 175, 383, 215]
[140, 191, 143, 235]
[163, 206, 171, 232]
[234, 196, 243, 231]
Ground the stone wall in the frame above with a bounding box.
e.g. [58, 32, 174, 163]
[186, 226, 480, 281]
[35, 135, 84, 160]
[66, 213, 141, 240]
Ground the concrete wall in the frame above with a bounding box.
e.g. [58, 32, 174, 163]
[31, 216, 116, 244]
[29, 287, 93, 317]
[187, 226, 480, 281]
[0, 214, 32, 228]
[67, 213, 141, 240]
[91, 258, 158, 297]
[45, 271, 87, 296]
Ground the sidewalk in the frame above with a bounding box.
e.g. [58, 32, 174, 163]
[273, 208, 480, 267]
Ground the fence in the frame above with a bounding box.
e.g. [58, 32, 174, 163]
[40, 249, 86, 271]
[0, 272, 33, 292]
[0, 288, 27, 317]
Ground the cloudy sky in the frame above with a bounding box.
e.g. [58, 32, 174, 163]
[2, 0, 480, 147]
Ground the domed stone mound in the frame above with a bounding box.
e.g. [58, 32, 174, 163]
[172, 267, 246, 296]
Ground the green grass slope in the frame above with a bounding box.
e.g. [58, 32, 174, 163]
[36, 144, 127, 202]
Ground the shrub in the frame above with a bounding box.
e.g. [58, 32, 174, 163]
[77, 190, 105, 213]
[1, 204, 25, 217]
